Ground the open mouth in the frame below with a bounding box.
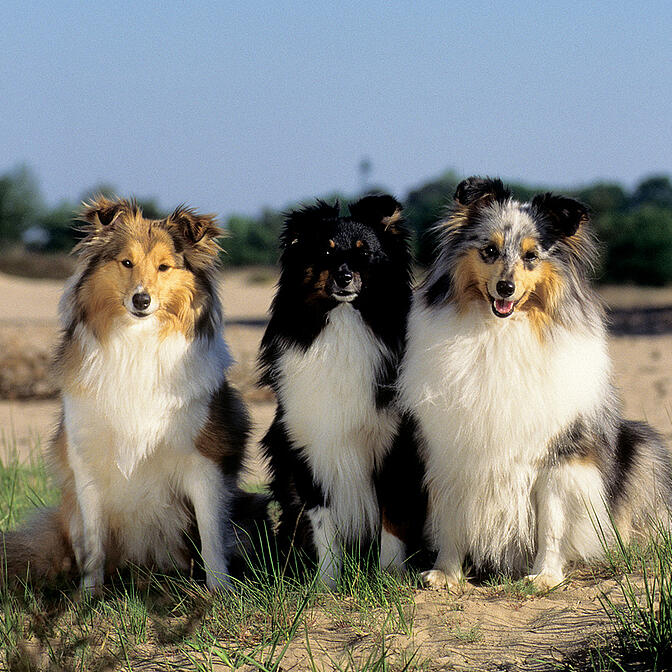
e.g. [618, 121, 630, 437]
[488, 293, 517, 318]
[333, 291, 358, 303]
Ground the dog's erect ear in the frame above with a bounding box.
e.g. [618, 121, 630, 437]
[349, 194, 403, 233]
[454, 177, 510, 207]
[281, 200, 340, 248]
[531, 193, 590, 239]
[79, 195, 129, 231]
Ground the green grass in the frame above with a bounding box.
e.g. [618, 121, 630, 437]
[555, 518, 672, 672]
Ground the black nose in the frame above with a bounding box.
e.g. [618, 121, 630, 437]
[334, 265, 353, 288]
[132, 292, 151, 311]
[496, 280, 515, 298]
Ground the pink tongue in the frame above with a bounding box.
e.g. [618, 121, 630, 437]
[495, 299, 514, 314]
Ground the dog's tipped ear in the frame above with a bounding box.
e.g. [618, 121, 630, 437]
[349, 194, 403, 233]
[79, 195, 129, 230]
[454, 177, 510, 207]
[281, 200, 340, 248]
[169, 206, 222, 245]
[168, 206, 222, 267]
[531, 193, 590, 238]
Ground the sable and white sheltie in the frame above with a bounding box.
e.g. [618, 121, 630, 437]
[1, 197, 250, 591]
[258, 195, 413, 586]
[392, 177, 672, 590]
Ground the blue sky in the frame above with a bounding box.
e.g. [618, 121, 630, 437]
[3, 1, 671, 217]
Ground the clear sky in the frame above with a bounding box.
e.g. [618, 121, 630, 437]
[3, 1, 671, 217]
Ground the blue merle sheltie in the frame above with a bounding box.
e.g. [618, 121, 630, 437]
[387, 176, 672, 590]
[258, 195, 413, 586]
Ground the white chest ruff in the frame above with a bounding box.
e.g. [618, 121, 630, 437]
[62, 322, 232, 566]
[276, 305, 395, 538]
[64, 321, 230, 476]
[400, 301, 611, 566]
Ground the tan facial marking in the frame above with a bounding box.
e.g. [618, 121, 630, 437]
[81, 224, 208, 341]
[355, 239, 363, 248]
[514, 259, 564, 341]
[491, 231, 504, 249]
[452, 249, 490, 312]
[521, 237, 537, 255]
[328, 239, 335, 248]
[307, 269, 331, 302]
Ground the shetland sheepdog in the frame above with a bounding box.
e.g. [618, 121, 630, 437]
[395, 177, 672, 589]
[1, 197, 250, 591]
[258, 195, 413, 586]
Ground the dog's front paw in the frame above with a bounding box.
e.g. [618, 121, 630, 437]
[79, 569, 104, 597]
[420, 569, 461, 590]
[525, 571, 565, 591]
[206, 571, 233, 593]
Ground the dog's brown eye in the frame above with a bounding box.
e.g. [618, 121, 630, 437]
[523, 251, 538, 263]
[158, 264, 170, 272]
[481, 245, 499, 261]
[121, 259, 133, 268]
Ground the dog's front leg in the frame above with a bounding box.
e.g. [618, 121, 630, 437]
[68, 444, 106, 593]
[307, 505, 341, 589]
[183, 455, 233, 591]
[421, 504, 464, 589]
[528, 470, 567, 590]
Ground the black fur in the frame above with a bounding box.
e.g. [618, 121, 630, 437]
[375, 412, 432, 569]
[258, 195, 413, 573]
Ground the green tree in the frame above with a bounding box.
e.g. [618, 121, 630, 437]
[221, 209, 284, 266]
[577, 182, 628, 216]
[38, 201, 79, 252]
[0, 165, 42, 243]
[598, 205, 672, 285]
[630, 175, 672, 209]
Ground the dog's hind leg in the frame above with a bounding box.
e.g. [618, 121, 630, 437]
[530, 460, 609, 590]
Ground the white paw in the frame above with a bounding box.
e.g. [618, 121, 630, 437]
[525, 571, 565, 591]
[80, 569, 104, 595]
[206, 572, 233, 593]
[317, 569, 338, 591]
[420, 569, 461, 590]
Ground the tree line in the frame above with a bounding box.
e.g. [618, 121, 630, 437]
[1, 165, 671, 284]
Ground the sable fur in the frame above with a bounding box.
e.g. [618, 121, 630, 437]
[396, 177, 672, 589]
[1, 196, 255, 591]
[258, 195, 413, 585]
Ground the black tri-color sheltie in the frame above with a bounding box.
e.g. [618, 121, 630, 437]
[258, 195, 413, 586]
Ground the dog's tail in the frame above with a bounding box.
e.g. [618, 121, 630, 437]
[616, 420, 672, 538]
[1, 507, 76, 585]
